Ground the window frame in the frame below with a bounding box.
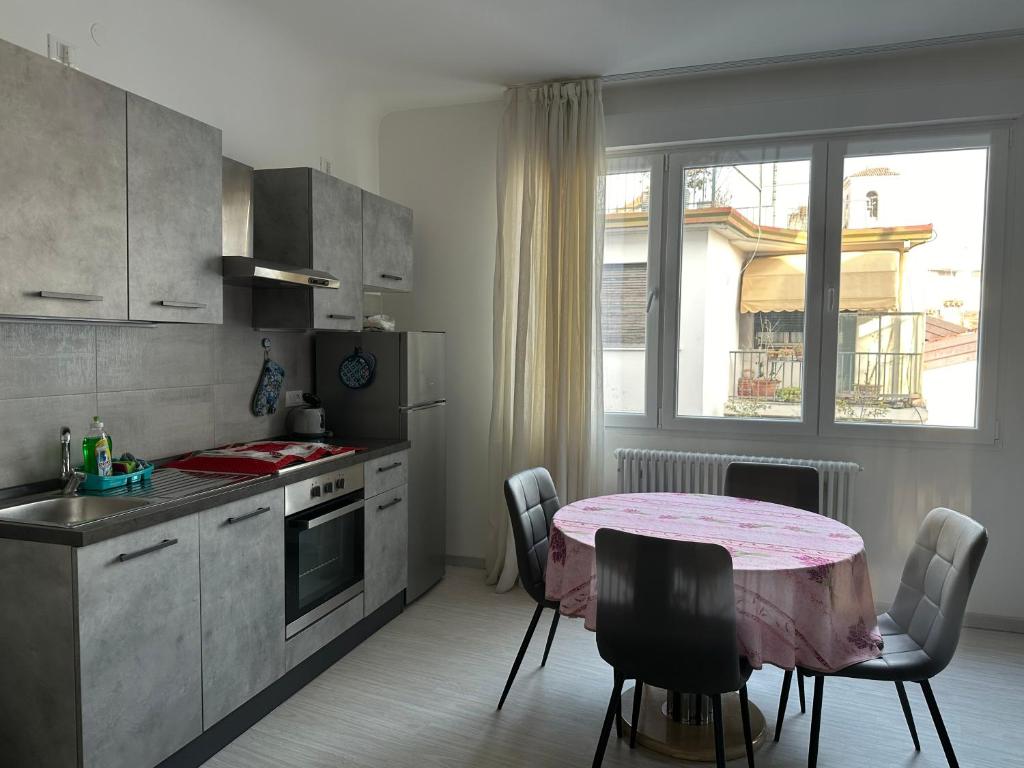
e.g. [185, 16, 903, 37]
[815, 124, 1009, 445]
[659, 138, 829, 437]
[602, 151, 665, 429]
[601, 120, 1010, 445]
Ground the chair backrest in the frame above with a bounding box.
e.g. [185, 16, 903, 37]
[503, 467, 561, 605]
[595, 529, 745, 695]
[887, 507, 988, 676]
[724, 462, 819, 514]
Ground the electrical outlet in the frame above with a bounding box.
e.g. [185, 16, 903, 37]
[46, 33, 74, 67]
[284, 390, 304, 407]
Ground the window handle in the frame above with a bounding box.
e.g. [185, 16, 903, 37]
[646, 288, 658, 313]
[826, 287, 836, 314]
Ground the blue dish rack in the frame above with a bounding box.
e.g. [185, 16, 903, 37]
[77, 462, 154, 492]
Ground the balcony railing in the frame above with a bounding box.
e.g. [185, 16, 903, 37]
[730, 351, 803, 402]
[836, 350, 922, 405]
[729, 349, 923, 404]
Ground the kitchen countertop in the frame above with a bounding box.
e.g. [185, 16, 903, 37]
[0, 438, 410, 548]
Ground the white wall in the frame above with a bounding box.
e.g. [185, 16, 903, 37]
[379, 100, 503, 562]
[381, 40, 1024, 624]
[0, 0, 381, 189]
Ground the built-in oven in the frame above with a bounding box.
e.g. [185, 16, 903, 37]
[284, 463, 365, 639]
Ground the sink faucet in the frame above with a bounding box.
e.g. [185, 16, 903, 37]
[60, 426, 85, 496]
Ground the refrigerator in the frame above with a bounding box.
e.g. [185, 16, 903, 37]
[315, 331, 446, 602]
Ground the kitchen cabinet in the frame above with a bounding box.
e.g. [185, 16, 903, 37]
[77, 515, 203, 768]
[362, 190, 414, 291]
[0, 38, 128, 320]
[199, 489, 286, 728]
[253, 167, 363, 330]
[364, 484, 409, 614]
[127, 93, 223, 323]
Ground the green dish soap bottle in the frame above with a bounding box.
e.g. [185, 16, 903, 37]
[82, 416, 113, 476]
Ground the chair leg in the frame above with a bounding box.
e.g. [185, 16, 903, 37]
[774, 670, 793, 742]
[615, 682, 623, 739]
[592, 672, 624, 768]
[797, 670, 807, 714]
[496, 604, 543, 710]
[895, 681, 921, 751]
[629, 681, 643, 748]
[540, 609, 560, 667]
[921, 680, 961, 768]
[739, 684, 756, 768]
[808, 676, 825, 768]
[711, 694, 727, 768]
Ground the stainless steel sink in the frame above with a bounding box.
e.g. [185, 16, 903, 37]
[0, 495, 151, 528]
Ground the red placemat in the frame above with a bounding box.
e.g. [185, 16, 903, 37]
[165, 441, 363, 475]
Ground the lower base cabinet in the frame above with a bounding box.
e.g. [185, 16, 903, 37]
[199, 489, 285, 728]
[364, 484, 409, 614]
[77, 515, 203, 768]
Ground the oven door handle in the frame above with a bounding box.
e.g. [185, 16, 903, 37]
[288, 499, 363, 530]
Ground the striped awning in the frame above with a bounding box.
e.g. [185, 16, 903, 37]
[740, 250, 900, 313]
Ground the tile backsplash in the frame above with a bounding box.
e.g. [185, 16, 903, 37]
[0, 286, 312, 489]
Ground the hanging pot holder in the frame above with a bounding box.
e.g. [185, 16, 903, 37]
[252, 339, 286, 416]
[339, 346, 376, 389]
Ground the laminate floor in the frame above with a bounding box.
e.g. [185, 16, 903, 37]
[204, 567, 1022, 768]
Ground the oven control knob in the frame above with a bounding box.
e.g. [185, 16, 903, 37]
[323, 482, 333, 494]
[310, 486, 321, 499]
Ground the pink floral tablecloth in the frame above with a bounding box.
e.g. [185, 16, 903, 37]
[544, 493, 882, 673]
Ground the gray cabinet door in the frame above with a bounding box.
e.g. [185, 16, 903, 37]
[0, 39, 128, 320]
[127, 93, 223, 323]
[312, 171, 363, 330]
[362, 190, 413, 291]
[364, 484, 408, 614]
[76, 515, 202, 768]
[199, 489, 285, 728]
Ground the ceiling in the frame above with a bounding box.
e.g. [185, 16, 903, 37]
[231, 0, 1024, 114]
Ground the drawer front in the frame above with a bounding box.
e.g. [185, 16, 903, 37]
[364, 485, 408, 614]
[77, 515, 202, 768]
[364, 450, 409, 498]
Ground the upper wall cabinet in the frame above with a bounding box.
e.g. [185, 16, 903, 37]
[127, 94, 223, 323]
[0, 38, 129, 320]
[253, 168, 362, 330]
[362, 191, 413, 292]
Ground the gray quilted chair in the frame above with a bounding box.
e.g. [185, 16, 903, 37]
[801, 507, 989, 768]
[496, 467, 563, 710]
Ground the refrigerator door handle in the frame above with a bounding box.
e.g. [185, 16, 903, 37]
[399, 400, 447, 412]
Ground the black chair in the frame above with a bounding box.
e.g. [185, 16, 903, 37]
[799, 507, 988, 768]
[496, 467, 563, 710]
[591, 529, 755, 768]
[723, 461, 819, 738]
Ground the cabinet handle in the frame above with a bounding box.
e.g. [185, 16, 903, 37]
[117, 538, 178, 562]
[378, 497, 402, 510]
[37, 291, 103, 302]
[328, 314, 356, 320]
[227, 506, 271, 525]
[380, 273, 404, 281]
[377, 462, 403, 473]
[159, 300, 207, 309]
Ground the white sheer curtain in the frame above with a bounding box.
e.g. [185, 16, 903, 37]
[486, 79, 606, 592]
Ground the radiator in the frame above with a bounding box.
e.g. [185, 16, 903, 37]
[613, 448, 860, 524]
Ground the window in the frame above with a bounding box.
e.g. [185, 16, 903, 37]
[601, 125, 1007, 442]
[674, 151, 812, 421]
[602, 155, 661, 424]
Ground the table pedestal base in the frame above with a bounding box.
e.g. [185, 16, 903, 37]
[620, 687, 767, 763]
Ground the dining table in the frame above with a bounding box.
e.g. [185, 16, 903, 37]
[544, 491, 882, 762]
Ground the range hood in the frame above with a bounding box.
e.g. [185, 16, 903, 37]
[222, 255, 340, 288]
[221, 157, 339, 290]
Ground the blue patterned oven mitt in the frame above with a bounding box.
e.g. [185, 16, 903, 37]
[251, 359, 285, 416]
